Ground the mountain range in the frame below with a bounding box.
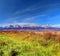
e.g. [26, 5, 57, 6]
[0, 24, 60, 31]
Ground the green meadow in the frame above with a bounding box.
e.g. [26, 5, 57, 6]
[0, 31, 60, 56]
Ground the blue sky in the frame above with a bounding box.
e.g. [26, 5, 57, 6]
[0, 0, 60, 26]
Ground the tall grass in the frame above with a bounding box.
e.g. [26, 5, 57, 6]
[0, 31, 60, 56]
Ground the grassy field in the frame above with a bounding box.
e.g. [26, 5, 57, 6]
[0, 30, 60, 56]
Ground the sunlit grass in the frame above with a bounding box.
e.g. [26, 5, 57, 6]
[0, 31, 60, 56]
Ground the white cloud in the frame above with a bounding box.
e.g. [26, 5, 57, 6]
[13, 3, 60, 16]
[21, 15, 46, 22]
[4, 14, 46, 24]
[52, 24, 60, 27]
[4, 16, 20, 23]
[0, 22, 38, 27]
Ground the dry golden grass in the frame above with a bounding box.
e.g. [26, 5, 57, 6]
[0, 30, 60, 43]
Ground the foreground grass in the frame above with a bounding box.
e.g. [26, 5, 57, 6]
[0, 35, 60, 56]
